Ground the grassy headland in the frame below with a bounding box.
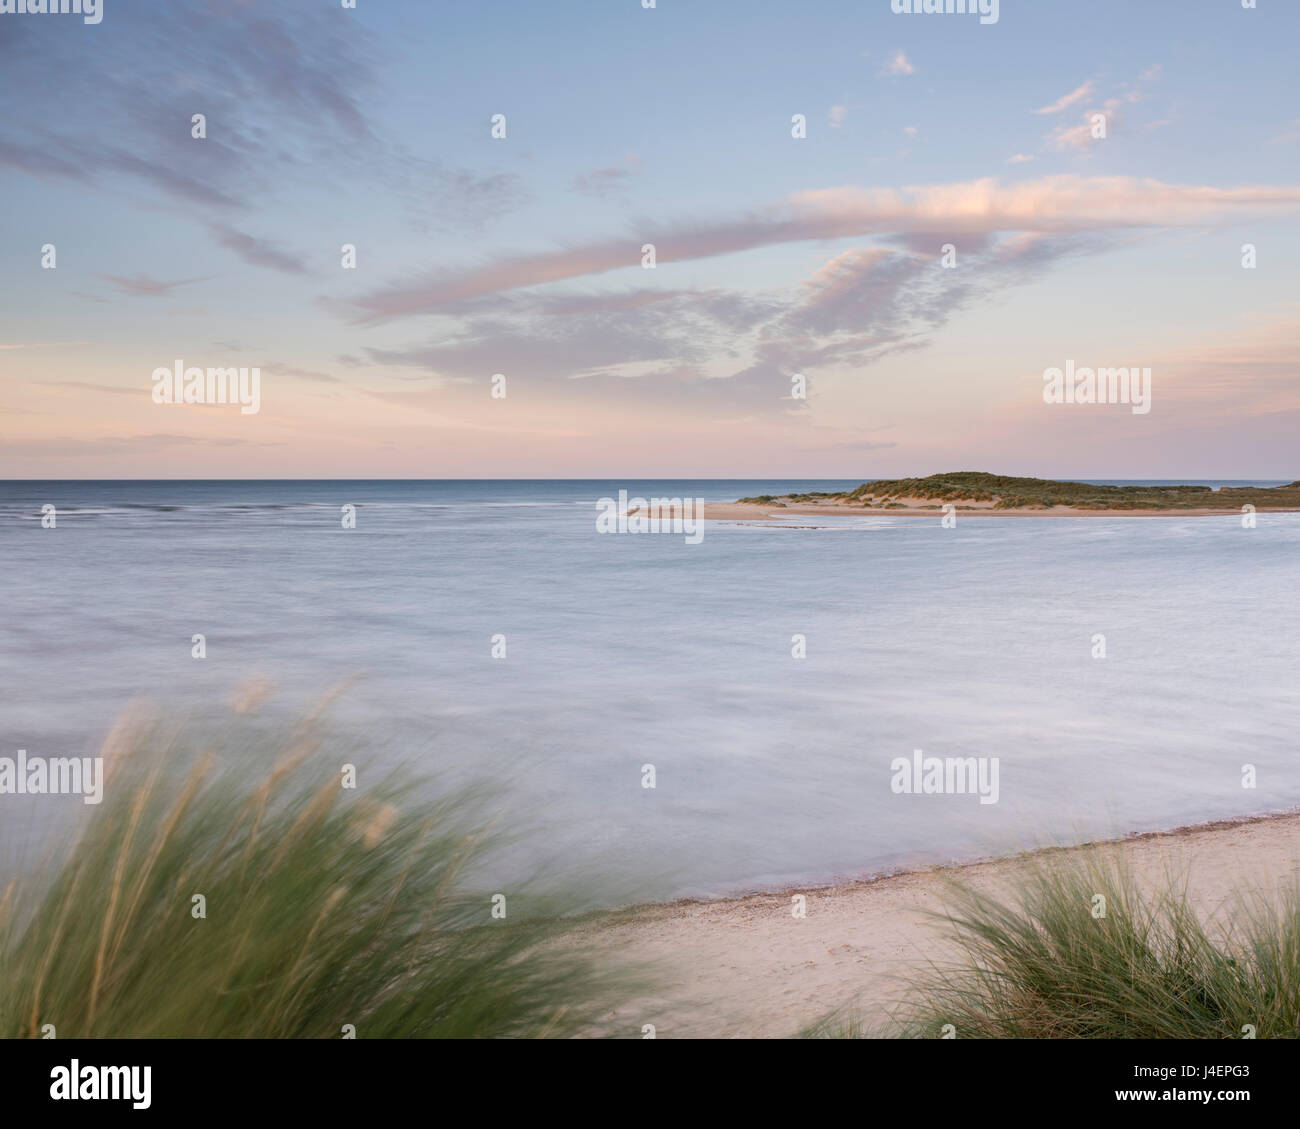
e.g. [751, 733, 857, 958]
[739, 472, 1300, 511]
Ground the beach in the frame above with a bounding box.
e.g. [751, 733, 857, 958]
[697, 499, 1300, 521]
[581, 812, 1300, 1038]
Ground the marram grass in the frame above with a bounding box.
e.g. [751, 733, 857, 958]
[0, 707, 632, 1038]
[742, 472, 1300, 511]
[806, 852, 1300, 1039]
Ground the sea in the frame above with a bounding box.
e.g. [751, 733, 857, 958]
[1, 478, 1297, 902]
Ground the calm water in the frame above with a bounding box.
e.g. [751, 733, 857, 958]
[2, 479, 1298, 901]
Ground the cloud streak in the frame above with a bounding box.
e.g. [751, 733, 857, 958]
[1033, 81, 1095, 115]
[97, 273, 212, 297]
[345, 176, 1300, 323]
[209, 224, 309, 275]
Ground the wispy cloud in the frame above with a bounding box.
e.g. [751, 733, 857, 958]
[572, 154, 643, 199]
[0, 1, 529, 270]
[96, 273, 212, 297]
[344, 176, 1300, 323]
[346, 227, 1129, 435]
[1033, 80, 1095, 115]
[261, 362, 339, 383]
[1039, 68, 1161, 151]
[208, 224, 309, 275]
[1047, 101, 1121, 151]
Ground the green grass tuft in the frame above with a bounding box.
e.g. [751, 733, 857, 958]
[807, 854, 1300, 1038]
[742, 472, 1300, 511]
[0, 709, 635, 1038]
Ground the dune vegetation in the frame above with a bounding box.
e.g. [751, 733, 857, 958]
[740, 472, 1300, 510]
[806, 853, 1300, 1039]
[0, 705, 635, 1038]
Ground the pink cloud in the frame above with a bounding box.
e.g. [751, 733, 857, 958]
[1032, 80, 1095, 115]
[345, 176, 1300, 323]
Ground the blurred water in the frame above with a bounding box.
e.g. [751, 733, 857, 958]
[1, 479, 1297, 901]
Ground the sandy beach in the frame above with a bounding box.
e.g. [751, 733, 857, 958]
[580, 812, 1300, 1038]
[695, 499, 1300, 521]
[617, 496, 1300, 524]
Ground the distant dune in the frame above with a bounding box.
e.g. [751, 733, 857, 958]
[705, 471, 1300, 520]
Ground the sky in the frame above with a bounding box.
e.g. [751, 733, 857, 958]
[2, 0, 1298, 479]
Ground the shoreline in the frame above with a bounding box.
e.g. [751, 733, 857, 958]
[639, 806, 1300, 912]
[696, 500, 1300, 521]
[581, 808, 1300, 1037]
